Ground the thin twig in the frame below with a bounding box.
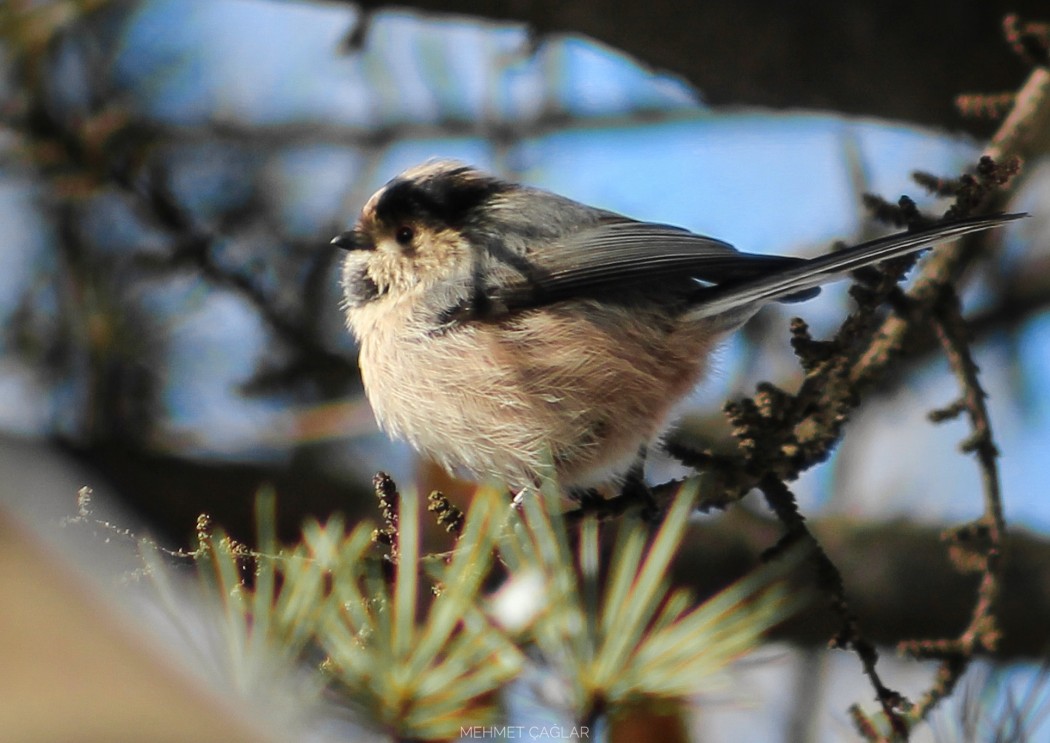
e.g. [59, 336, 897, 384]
[900, 284, 1006, 724]
[759, 477, 910, 740]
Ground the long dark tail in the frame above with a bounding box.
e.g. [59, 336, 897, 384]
[690, 212, 1026, 319]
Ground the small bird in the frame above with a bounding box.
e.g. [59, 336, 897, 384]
[333, 160, 1021, 490]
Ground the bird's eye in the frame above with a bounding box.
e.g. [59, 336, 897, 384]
[395, 226, 414, 245]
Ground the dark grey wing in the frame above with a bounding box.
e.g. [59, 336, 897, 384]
[485, 219, 807, 312]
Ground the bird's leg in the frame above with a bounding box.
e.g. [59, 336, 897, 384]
[621, 447, 658, 522]
[568, 486, 604, 507]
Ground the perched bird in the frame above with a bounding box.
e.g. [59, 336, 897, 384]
[333, 160, 1021, 490]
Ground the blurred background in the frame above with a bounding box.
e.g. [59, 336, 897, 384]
[1, 1, 1049, 741]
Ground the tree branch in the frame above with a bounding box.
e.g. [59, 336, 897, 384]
[334, 0, 1042, 130]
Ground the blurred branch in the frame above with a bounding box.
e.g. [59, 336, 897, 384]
[2, 1, 359, 402]
[334, 0, 1042, 131]
[671, 510, 1050, 660]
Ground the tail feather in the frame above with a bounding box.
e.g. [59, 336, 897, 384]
[690, 213, 1026, 319]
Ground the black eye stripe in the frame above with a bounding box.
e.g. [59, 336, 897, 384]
[374, 168, 507, 227]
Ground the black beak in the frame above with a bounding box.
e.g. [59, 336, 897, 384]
[330, 231, 371, 251]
